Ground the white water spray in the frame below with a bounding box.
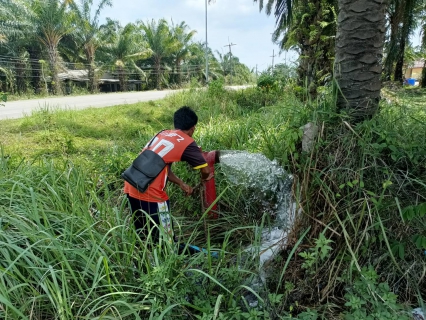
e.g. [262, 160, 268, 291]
[219, 150, 295, 285]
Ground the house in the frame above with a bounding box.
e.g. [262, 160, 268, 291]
[404, 59, 424, 81]
[58, 69, 144, 92]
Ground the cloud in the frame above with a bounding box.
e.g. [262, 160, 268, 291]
[98, 0, 294, 70]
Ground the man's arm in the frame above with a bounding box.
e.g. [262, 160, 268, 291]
[168, 169, 193, 196]
[200, 166, 213, 181]
[181, 142, 214, 181]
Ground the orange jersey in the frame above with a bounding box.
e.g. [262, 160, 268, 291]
[124, 130, 203, 202]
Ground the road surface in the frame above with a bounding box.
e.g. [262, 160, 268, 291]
[0, 90, 179, 120]
[0, 85, 251, 120]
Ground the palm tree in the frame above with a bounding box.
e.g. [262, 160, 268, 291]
[335, 0, 388, 122]
[0, 0, 42, 94]
[254, 0, 337, 98]
[421, 16, 426, 87]
[170, 21, 197, 86]
[139, 19, 179, 90]
[69, 0, 112, 93]
[182, 41, 220, 83]
[215, 51, 234, 77]
[215, 51, 253, 85]
[384, 0, 419, 82]
[99, 20, 151, 92]
[32, 0, 73, 95]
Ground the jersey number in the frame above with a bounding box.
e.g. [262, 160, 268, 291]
[151, 138, 175, 157]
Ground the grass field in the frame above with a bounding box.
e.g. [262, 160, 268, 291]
[0, 82, 425, 319]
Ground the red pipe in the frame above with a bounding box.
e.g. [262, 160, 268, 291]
[202, 150, 220, 219]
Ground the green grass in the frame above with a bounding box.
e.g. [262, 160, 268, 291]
[0, 81, 425, 319]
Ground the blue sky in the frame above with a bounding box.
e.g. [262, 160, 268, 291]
[99, 0, 298, 72]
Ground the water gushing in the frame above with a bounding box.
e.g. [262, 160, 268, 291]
[219, 150, 295, 281]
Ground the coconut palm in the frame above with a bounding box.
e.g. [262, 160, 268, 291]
[420, 15, 426, 87]
[68, 0, 112, 93]
[384, 0, 419, 82]
[170, 21, 197, 86]
[32, 0, 73, 95]
[254, 0, 337, 98]
[0, 0, 40, 94]
[0, 0, 33, 41]
[139, 19, 179, 90]
[99, 20, 151, 91]
[182, 41, 220, 83]
[335, 0, 388, 122]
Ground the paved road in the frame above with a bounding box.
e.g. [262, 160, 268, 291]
[0, 89, 180, 120]
[0, 85, 251, 120]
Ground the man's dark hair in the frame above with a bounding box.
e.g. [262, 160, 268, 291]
[173, 106, 198, 130]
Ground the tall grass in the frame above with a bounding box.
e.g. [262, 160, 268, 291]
[1, 82, 425, 318]
[0, 154, 270, 319]
[0, 83, 304, 319]
[269, 86, 426, 318]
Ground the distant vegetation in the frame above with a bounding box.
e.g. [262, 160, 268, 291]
[0, 0, 254, 97]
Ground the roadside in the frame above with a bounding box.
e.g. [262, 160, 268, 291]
[0, 85, 252, 121]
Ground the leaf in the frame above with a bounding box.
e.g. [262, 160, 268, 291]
[388, 145, 398, 152]
[412, 234, 426, 249]
[402, 206, 415, 221]
[391, 242, 405, 259]
[382, 180, 392, 189]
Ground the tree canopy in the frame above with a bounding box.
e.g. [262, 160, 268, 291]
[0, 0, 254, 94]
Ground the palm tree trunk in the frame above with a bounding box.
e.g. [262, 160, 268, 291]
[15, 59, 27, 94]
[394, 39, 406, 83]
[294, 0, 335, 100]
[421, 60, 426, 88]
[47, 45, 62, 95]
[86, 44, 97, 93]
[87, 54, 96, 93]
[384, 3, 403, 81]
[28, 48, 42, 94]
[155, 58, 162, 90]
[176, 61, 182, 86]
[335, 0, 388, 123]
[117, 65, 127, 92]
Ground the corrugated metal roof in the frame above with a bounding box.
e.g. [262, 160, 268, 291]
[407, 60, 425, 69]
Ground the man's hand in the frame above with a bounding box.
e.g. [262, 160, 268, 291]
[203, 172, 214, 182]
[180, 182, 194, 196]
[200, 166, 212, 181]
[168, 170, 193, 196]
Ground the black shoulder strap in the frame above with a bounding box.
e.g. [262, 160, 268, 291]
[147, 129, 166, 148]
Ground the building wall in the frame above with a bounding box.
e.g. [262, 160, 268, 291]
[405, 67, 423, 80]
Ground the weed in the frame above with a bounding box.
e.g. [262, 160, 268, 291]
[0, 85, 425, 319]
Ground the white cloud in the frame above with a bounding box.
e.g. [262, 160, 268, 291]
[183, 0, 205, 11]
[99, 0, 296, 70]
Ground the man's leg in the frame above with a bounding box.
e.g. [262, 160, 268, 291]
[156, 201, 174, 244]
[126, 195, 172, 244]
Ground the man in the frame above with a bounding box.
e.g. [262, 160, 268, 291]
[124, 106, 212, 245]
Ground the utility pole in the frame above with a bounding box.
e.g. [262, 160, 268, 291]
[205, 0, 209, 84]
[270, 49, 277, 73]
[224, 39, 236, 84]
